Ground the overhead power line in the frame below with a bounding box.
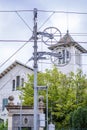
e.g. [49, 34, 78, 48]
[0, 37, 32, 68]
[0, 9, 87, 15]
[0, 59, 32, 91]
[0, 60, 87, 92]
[0, 10, 33, 13]
[16, 11, 32, 32]
[38, 12, 55, 30]
[0, 39, 87, 44]
[38, 10, 87, 15]
[0, 40, 32, 42]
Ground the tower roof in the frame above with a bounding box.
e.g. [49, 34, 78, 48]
[58, 30, 75, 43]
[49, 30, 87, 53]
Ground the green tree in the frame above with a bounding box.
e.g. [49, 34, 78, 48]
[21, 67, 87, 128]
[70, 107, 87, 128]
[0, 121, 8, 130]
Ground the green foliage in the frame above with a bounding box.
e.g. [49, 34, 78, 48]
[0, 121, 8, 130]
[70, 107, 87, 128]
[0, 123, 4, 129]
[21, 67, 87, 129]
[21, 74, 34, 106]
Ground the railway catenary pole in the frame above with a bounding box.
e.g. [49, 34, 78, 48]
[33, 8, 38, 130]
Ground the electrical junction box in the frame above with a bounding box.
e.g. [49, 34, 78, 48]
[39, 113, 45, 127]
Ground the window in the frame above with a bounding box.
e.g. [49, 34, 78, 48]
[62, 49, 65, 64]
[58, 51, 62, 64]
[66, 50, 70, 59]
[21, 78, 24, 87]
[12, 80, 15, 91]
[75, 50, 81, 65]
[2, 98, 8, 111]
[16, 76, 20, 89]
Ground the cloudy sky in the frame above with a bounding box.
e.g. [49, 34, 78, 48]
[0, 0, 87, 73]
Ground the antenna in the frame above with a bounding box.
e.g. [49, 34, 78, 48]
[66, 11, 69, 31]
[66, 0, 69, 31]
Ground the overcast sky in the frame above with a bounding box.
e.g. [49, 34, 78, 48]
[0, 0, 87, 73]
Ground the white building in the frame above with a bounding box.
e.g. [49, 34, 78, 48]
[0, 31, 87, 122]
[49, 30, 87, 74]
[0, 60, 33, 121]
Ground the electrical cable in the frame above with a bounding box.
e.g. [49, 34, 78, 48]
[38, 10, 87, 15]
[0, 58, 87, 92]
[1, 42, 87, 72]
[0, 59, 33, 91]
[0, 9, 87, 15]
[0, 10, 33, 13]
[16, 11, 33, 32]
[0, 39, 87, 44]
[0, 40, 33, 42]
[38, 12, 55, 30]
[0, 9, 87, 68]
[1, 8, 87, 115]
[1, 52, 87, 91]
[0, 36, 32, 68]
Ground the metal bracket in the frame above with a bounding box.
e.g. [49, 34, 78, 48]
[29, 51, 63, 61]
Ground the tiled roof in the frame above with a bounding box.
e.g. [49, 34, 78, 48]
[58, 30, 75, 43]
[49, 30, 87, 53]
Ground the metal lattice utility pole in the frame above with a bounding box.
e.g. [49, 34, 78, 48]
[32, 8, 63, 130]
[33, 8, 38, 130]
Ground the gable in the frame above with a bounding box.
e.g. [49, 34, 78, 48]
[0, 61, 33, 79]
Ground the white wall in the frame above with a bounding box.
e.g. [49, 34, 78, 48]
[0, 63, 33, 121]
[56, 46, 82, 74]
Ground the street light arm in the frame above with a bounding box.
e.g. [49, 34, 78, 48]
[37, 32, 54, 39]
[29, 51, 63, 62]
[37, 51, 63, 59]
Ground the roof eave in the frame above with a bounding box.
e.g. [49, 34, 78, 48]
[0, 60, 33, 79]
[48, 42, 87, 53]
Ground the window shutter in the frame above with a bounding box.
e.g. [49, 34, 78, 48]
[2, 98, 8, 111]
